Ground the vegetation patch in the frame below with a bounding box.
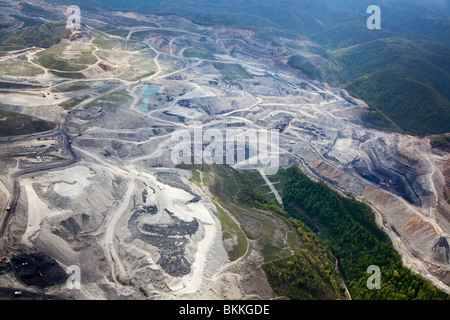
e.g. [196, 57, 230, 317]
[360, 108, 403, 133]
[183, 47, 215, 60]
[215, 203, 248, 261]
[50, 70, 86, 79]
[444, 191, 450, 205]
[213, 62, 253, 80]
[52, 81, 95, 93]
[36, 43, 97, 72]
[234, 170, 285, 217]
[59, 96, 90, 110]
[264, 219, 345, 300]
[129, 31, 152, 42]
[126, 40, 150, 51]
[134, 71, 156, 81]
[103, 29, 131, 38]
[84, 88, 131, 109]
[19, 2, 64, 20]
[0, 110, 55, 137]
[0, 20, 70, 50]
[0, 81, 43, 90]
[287, 55, 322, 80]
[430, 135, 450, 153]
[111, 15, 158, 28]
[91, 31, 117, 50]
[189, 169, 201, 187]
[206, 165, 345, 299]
[0, 59, 44, 77]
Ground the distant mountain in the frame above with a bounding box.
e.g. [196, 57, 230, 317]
[0, 110, 55, 137]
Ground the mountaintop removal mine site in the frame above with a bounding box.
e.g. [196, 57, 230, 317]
[0, 0, 450, 300]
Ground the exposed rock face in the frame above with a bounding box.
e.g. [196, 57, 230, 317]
[432, 237, 450, 264]
[127, 207, 199, 277]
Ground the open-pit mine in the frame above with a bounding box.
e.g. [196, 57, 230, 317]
[0, 2, 449, 300]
